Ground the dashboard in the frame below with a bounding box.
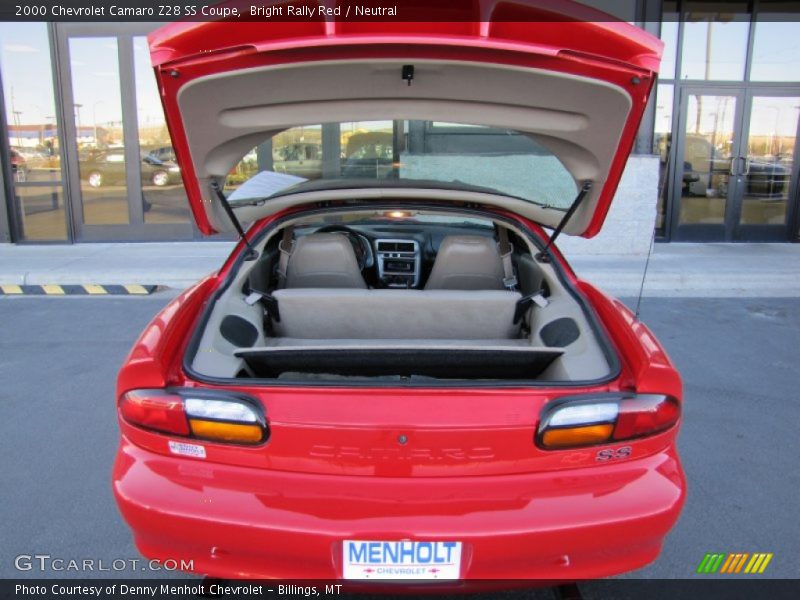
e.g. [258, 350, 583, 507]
[374, 239, 421, 288]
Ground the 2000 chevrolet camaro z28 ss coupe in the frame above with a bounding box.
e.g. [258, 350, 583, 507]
[112, 0, 685, 582]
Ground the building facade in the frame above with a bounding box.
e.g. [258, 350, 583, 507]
[0, 2, 798, 247]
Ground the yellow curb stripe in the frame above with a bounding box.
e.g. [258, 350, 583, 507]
[123, 284, 149, 295]
[1, 284, 155, 295]
[82, 284, 108, 295]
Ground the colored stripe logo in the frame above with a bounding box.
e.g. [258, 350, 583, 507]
[697, 552, 773, 574]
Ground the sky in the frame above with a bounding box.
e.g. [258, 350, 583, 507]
[0, 23, 166, 133]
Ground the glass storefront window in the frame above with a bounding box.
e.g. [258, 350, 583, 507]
[133, 36, 190, 224]
[13, 186, 65, 239]
[750, 20, 800, 82]
[740, 97, 799, 226]
[659, 2, 679, 80]
[653, 85, 674, 158]
[0, 23, 68, 240]
[653, 85, 674, 233]
[69, 37, 129, 225]
[579, 0, 638, 22]
[679, 94, 737, 226]
[680, 4, 749, 81]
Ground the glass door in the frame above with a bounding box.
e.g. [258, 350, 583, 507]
[55, 24, 194, 241]
[670, 87, 800, 241]
[733, 92, 800, 241]
[0, 23, 70, 241]
[670, 89, 745, 241]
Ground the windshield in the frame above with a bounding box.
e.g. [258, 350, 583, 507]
[224, 120, 577, 210]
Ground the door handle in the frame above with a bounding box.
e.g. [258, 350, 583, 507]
[729, 156, 747, 176]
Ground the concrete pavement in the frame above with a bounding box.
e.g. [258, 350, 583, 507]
[567, 242, 800, 297]
[0, 241, 798, 297]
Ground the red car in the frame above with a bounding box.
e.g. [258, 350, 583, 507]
[113, 1, 684, 583]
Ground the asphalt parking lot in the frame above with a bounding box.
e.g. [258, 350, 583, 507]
[0, 295, 798, 595]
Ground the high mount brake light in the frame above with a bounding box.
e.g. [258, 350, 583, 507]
[119, 389, 268, 445]
[537, 394, 680, 450]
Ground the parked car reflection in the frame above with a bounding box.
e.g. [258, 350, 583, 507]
[682, 133, 790, 198]
[10, 148, 28, 182]
[341, 132, 394, 179]
[273, 143, 322, 179]
[80, 149, 182, 188]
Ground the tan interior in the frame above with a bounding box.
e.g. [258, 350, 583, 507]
[284, 233, 367, 289]
[272, 289, 522, 340]
[189, 208, 613, 383]
[424, 235, 506, 290]
[175, 59, 632, 235]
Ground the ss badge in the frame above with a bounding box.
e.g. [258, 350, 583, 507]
[596, 446, 632, 462]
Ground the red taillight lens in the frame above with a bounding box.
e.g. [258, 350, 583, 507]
[613, 394, 680, 440]
[537, 394, 680, 450]
[118, 389, 269, 445]
[119, 390, 189, 436]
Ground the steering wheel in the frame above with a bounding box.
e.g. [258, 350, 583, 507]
[315, 224, 375, 271]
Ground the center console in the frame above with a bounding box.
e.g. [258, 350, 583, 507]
[375, 239, 421, 288]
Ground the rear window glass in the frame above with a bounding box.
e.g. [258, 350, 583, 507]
[225, 120, 577, 210]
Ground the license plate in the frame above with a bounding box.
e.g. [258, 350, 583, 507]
[342, 540, 462, 580]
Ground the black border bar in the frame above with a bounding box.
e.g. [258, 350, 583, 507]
[3, 579, 800, 600]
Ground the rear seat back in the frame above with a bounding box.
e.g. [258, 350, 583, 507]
[272, 289, 522, 340]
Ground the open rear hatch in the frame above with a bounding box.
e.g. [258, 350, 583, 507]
[149, 0, 662, 238]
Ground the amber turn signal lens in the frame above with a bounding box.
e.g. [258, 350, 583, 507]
[541, 424, 614, 448]
[189, 419, 264, 444]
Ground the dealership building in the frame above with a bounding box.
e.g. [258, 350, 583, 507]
[0, 3, 798, 251]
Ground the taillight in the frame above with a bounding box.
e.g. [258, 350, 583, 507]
[184, 398, 264, 444]
[119, 389, 268, 445]
[537, 394, 680, 450]
[119, 390, 189, 436]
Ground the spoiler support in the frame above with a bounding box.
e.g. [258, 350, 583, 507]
[536, 181, 593, 263]
[210, 179, 259, 261]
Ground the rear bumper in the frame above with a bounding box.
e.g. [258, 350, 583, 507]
[113, 439, 685, 580]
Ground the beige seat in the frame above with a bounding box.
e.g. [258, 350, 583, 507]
[285, 233, 367, 289]
[425, 235, 505, 290]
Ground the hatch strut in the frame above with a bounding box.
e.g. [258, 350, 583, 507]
[535, 181, 593, 263]
[210, 179, 259, 261]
